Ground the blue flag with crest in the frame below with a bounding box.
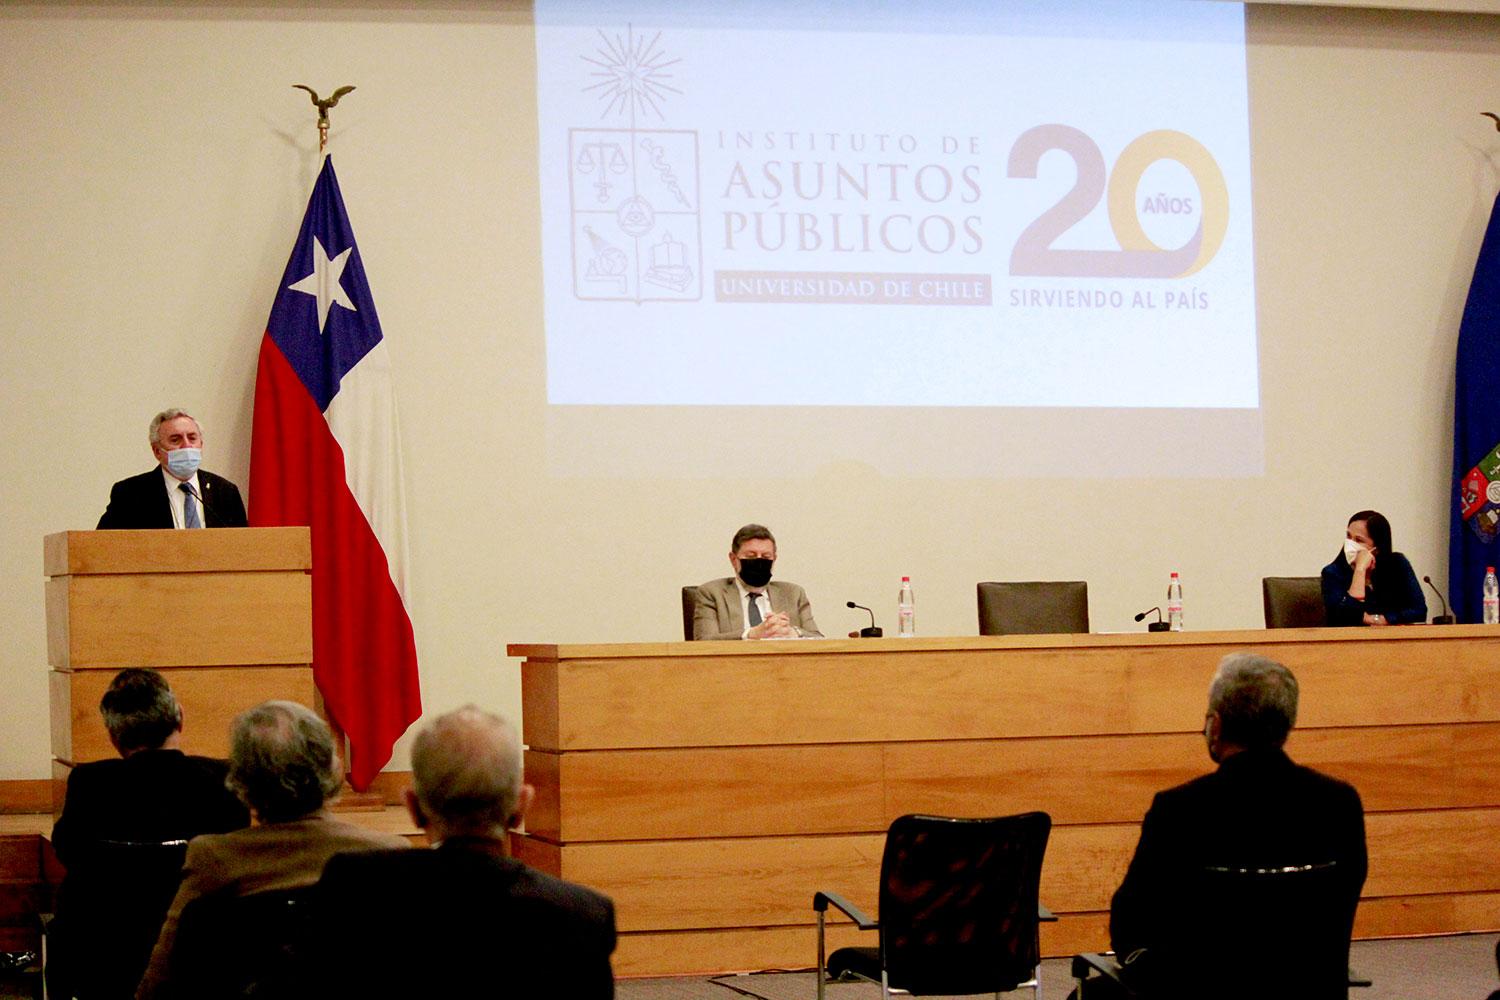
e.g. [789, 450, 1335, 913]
[1450, 191, 1500, 622]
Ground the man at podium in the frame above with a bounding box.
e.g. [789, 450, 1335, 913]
[97, 408, 247, 529]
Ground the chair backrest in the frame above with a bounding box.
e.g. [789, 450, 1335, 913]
[1153, 861, 1357, 1000]
[171, 884, 321, 1000]
[681, 586, 699, 641]
[53, 838, 189, 999]
[1263, 576, 1326, 628]
[877, 811, 1052, 995]
[977, 581, 1089, 635]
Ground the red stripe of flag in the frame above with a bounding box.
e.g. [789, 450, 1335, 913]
[250, 335, 420, 789]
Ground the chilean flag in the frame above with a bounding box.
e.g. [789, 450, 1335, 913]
[249, 157, 421, 789]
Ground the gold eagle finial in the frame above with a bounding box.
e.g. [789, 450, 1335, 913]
[293, 84, 356, 152]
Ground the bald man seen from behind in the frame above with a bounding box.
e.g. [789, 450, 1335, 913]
[315, 705, 618, 998]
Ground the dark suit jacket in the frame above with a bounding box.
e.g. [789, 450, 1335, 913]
[52, 750, 249, 869]
[1110, 748, 1366, 997]
[48, 750, 250, 1000]
[137, 814, 409, 1000]
[693, 576, 821, 640]
[316, 837, 617, 998]
[97, 468, 247, 529]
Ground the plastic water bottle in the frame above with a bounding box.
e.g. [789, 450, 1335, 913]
[897, 576, 915, 637]
[1484, 567, 1499, 625]
[1167, 572, 1184, 631]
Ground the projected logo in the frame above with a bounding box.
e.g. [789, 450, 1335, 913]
[1007, 125, 1228, 279]
[1460, 442, 1500, 543]
[569, 27, 702, 303]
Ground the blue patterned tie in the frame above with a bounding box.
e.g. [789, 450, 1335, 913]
[180, 482, 202, 529]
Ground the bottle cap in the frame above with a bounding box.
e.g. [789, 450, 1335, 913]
[1170, 571, 1179, 578]
[1489, 566, 1496, 574]
[902, 575, 910, 582]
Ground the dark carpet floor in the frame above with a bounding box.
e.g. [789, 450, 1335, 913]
[3, 931, 1492, 998]
[617, 932, 1500, 1000]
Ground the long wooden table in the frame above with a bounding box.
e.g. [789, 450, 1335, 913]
[508, 628, 1500, 977]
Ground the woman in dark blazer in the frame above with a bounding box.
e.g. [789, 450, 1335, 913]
[1320, 509, 1426, 626]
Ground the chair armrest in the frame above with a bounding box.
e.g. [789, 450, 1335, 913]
[1070, 951, 1124, 983]
[812, 891, 877, 930]
[1038, 902, 1057, 922]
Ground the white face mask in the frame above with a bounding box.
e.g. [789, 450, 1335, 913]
[1344, 538, 1366, 565]
[164, 447, 201, 480]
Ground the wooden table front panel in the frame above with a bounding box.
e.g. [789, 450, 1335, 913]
[509, 629, 1500, 976]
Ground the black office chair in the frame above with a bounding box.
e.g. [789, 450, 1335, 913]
[44, 838, 189, 1000]
[815, 812, 1054, 999]
[681, 585, 699, 640]
[1262, 577, 1326, 629]
[1071, 860, 1367, 1000]
[978, 581, 1089, 635]
[168, 884, 320, 1000]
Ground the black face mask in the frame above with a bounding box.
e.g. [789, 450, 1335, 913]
[737, 558, 774, 588]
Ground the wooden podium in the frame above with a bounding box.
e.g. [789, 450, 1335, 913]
[44, 528, 315, 810]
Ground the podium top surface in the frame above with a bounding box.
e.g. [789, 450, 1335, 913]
[44, 527, 312, 576]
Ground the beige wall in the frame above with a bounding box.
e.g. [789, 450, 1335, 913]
[2, 3, 1497, 779]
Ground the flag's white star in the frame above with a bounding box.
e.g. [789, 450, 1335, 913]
[287, 236, 357, 333]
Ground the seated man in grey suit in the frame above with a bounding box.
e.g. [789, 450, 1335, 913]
[693, 523, 821, 640]
[316, 705, 617, 998]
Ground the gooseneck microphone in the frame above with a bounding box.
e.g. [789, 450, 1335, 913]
[846, 601, 883, 638]
[1134, 606, 1171, 633]
[1422, 576, 1456, 625]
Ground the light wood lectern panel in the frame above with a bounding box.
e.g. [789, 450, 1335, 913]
[43, 528, 314, 793]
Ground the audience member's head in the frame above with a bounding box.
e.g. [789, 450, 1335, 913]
[1204, 653, 1299, 761]
[407, 705, 533, 843]
[100, 668, 183, 756]
[226, 701, 343, 823]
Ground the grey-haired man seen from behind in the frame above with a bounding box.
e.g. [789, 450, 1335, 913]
[136, 701, 406, 1000]
[97, 407, 247, 529]
[316, 705, 617, 998]
[1103, 653, 1367, 1000]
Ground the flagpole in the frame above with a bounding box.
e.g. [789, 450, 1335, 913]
[290, 82, 369, 793]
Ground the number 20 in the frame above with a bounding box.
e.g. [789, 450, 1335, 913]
[1007, 124, 1228, 279]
